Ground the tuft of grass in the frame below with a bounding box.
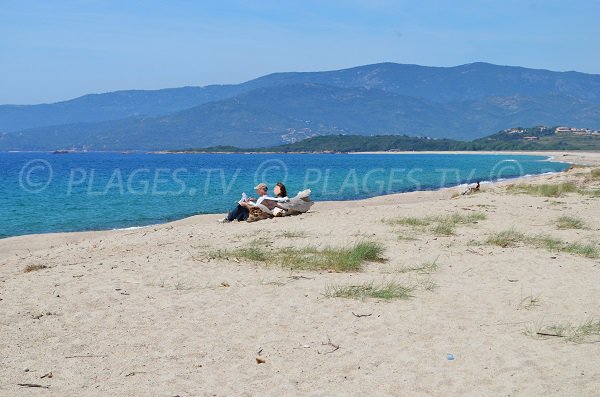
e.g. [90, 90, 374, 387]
[281, 241, 385, 272]
[528, 235, 598, 258]
[506, 182, 578, 197]
[420, 278, 438, 292]
[530, 235, 564, 251]
[389, 212, 486, 236]
[324, 280, 414, 300]
[211, 241, 385, 272]
[556, 215, 586, 230]
[562, 242, 599, 258]
[444, 212, 487, 224]
[432, 213, 486, 236]
[387, 216, 432, 227]
[486, 230, 599, 258]
[516, 294, 541, 310]
[24, 264, 47, 273]
[397, 257, 440, 274]
[582, 188, 600, 197]
[237, 246, 269, 261]
[281, 231, 307, 238]
[208, 249, 229, 259]
[349, 241, 385, 262]
[431, 220, 455, 236]
[486, 229, 527, 248]
[525, 318, 600, 343]
[576, 319, 600, 341]
[209, 244, 268, 262]
[589, 168, 600, 179]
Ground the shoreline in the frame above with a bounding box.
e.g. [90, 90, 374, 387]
[0, 152, 574, 242]
[2, 149, 598, 159]
[0, 167, 564, 240]
[2, 150, 597, 249]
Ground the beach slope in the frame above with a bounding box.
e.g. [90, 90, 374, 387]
[1, 152, 599, 396]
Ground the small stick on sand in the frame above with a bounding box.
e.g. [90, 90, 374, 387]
[18, 383, 50, 389]
[536, 332, 565, 338]
[352, 312, 372, 318]
[288, 275, 314, 280]
[125, 371, 148, 377]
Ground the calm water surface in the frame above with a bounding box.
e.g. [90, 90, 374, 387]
[0, 152, 569, 238]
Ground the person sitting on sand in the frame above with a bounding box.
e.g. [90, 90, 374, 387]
[274, 182, 288, 201]
[461, 180, 481, 195]
[268, 182, 289, 216]
[219, 182, 288, 223]
[219, 182, 268, 223]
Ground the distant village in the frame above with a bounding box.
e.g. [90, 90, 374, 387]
[554, 126, 600, 135]
[504, 125, 600, 141]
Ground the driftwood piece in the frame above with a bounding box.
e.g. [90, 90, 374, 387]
[536, 332, 565, 338]
[352, 312, 372, 318]
[18, 383, 50, 389]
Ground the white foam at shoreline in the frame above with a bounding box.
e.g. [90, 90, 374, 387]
[113, 224, 157, 231]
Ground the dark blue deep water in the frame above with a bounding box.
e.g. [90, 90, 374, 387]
[0, 152, 569, 238]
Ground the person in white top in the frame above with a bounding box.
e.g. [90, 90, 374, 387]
[219, 182, 289, 223]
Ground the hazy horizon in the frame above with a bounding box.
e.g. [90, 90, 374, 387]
[2, 0, 599, 105]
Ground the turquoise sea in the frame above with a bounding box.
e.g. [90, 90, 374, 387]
[0, 152, 569, 239]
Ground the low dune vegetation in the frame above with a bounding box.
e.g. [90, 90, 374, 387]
[387, 212, 486, 236]
[555, 215, 587, 230]
[506, 177, 600, 197]
[525, 318, 600, 343]
[395, 258, 440, 274]
[486, 230, 598, 258]
[323, 280, 414, 300]
[210, 241, 385, 272]
[506, 182, 579, 197]
[485, 229, 527, 248]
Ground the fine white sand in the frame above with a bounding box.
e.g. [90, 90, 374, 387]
[1, 151, 599, 396]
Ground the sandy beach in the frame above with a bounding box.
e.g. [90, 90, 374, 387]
[1, 151, 599, 396]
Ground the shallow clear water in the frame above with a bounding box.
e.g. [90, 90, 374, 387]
[0, 152, 568, 238]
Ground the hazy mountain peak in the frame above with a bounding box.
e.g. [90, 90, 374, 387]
[1, 62, 599, 150]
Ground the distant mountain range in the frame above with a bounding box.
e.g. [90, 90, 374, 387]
[2, 62, 600, 150]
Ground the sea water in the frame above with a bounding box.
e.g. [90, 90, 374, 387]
[0, 152, 569, 238]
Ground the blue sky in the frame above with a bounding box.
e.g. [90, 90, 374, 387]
[1, 0, 598, 104]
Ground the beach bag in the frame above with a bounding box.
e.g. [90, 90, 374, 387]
[247, 206, 273, 223]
